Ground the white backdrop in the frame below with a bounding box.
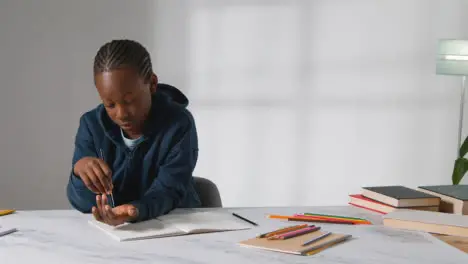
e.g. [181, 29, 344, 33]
[0, 0, 467, 210]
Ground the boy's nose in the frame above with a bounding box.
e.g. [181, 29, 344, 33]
[116, 106, 130, 120]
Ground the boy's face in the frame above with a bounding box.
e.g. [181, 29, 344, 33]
[94, 68, 157, 138]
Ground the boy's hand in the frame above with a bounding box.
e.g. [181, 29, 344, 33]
[92, 194, 138, 226]
[73, 157, 113, 194]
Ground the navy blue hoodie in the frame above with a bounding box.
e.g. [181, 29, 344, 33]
[66, 84, 201, 222]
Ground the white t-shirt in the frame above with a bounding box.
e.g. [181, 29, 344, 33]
[121, 129, 142, 150]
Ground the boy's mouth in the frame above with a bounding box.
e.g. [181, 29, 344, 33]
[120, 122, 133, 129]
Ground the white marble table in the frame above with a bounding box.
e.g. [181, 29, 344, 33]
[1, 206, 467, 264]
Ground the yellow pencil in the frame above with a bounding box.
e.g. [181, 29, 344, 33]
[0, 209, 15, 216]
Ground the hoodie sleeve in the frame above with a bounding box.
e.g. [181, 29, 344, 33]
[129, 113, 199, 222]
[66, 115, 99, 213]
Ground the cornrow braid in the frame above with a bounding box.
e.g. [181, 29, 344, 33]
[93, 39, 153, 82]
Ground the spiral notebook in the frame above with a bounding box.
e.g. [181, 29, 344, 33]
[89, 209, 253, 241]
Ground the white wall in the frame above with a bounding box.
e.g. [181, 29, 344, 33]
[0, 0, 157, 209]
[0, 0, 467, 210]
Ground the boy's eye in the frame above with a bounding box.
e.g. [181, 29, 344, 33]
[105, 103, 115, 109]
[123, 95, 135, 105]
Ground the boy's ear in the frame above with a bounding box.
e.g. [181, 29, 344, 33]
[150, 73, 158, 94]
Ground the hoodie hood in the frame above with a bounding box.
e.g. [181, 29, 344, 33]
[97, 83, 190, 146]
[157, 83, 189, 107]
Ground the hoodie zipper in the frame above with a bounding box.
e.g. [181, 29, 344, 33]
[123, 138, 147, 180]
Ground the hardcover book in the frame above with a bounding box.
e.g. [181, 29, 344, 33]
[418, 185, 468, 215]
[361, 186, 440, 207]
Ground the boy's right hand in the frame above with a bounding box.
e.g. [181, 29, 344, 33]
[73, 157, 113, 194]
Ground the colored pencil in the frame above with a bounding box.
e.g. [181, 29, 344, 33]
[293, 214, 358, 223]
[0, 209, 15, 216]
[303, 238, 342, 256]
[294, 214, 371, 225]
[301, 234, 352, 256]
[300, 213, 363, 221]
[266, 214, 355, 225]
[303, 213, 368, 221]
[266, 214, 290, 220]
[267, 225, 311, 240]
[257, 224, 308, 238]
[269, 226, 320, 240]
[288, 217, 354, 225]
[265, 225, 314, 240]
[301, 231, 332, 246]
[289, 215, 357, 225]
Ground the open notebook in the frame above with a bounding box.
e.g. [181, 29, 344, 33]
[89, 209, 253, 241]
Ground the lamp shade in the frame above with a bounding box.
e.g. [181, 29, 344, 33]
[436, 39, 468, 76]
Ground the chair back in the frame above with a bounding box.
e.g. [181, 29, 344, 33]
[193, 176, 222, 207]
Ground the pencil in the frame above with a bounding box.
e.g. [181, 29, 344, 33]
[267, 214, 357, 225]
[287, 217, 355, 225]
[289, 214, 357, 223]
[294, 214, 371, 225]
[303, 213, 367, 221]
[269, 226, 320, 240]
[99, 149, 115, 208]
[301, 231, 332, 246]
[301, 234, 352, 256]
[266, 214, 291, 220]
[257, 224, 308, 238]
[303, 239, 339, 256]
[232, 213, 257, 226]
[0, 209, 15, 216]
[267, 214, 355, 224]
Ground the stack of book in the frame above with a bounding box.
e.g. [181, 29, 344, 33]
[349, 185, 441, 214]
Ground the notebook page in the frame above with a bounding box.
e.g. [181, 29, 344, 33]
[158, 211, 253, 233]
[88, 218, 183, 241]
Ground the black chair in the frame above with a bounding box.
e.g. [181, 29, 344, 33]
[193, 176, 222, 207]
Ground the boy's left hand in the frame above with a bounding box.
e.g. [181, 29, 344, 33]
[92, 194, 138, 226]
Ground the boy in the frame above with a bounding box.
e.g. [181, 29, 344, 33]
[66, 39, 201, 226]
